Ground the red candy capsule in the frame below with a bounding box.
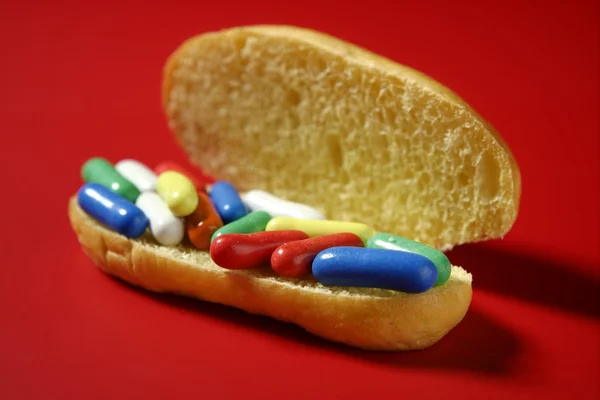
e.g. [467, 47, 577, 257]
[271, 233, 364, 277]
[155, 161, 210, 190]
[210, 231, 309, 270]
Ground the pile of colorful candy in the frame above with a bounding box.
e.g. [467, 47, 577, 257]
[77, 158, 451, 294]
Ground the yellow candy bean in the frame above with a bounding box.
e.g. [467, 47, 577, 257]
[265, 217, 375, 245]
[156, 171, 199, 217]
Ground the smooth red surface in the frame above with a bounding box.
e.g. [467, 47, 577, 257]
[1, 0, 598, 398]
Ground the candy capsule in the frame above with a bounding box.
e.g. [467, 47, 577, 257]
[211, 211, 272, 242]
[242, 190, 325, 220]
[186, 191, 224, 250]
[115, 159, 158, 192]
[312, 247, 438, 293]
[81, 157, 140, 202]
[367, 233, 451, 286]
[156, 171, 199, 217]
[135, 192, 184, 245]
[154, 161, 208, 189]
[271, 233, 364, 278]
[209, 181, 248, 224]
[210, 231, 309, 270]
[265, 217, 375, 245]
[77, 183, 148, 238]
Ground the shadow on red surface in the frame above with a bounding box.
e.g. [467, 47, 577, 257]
[78, 235, 600, 374]
[447, 244, 600, 318]
[355, 306, 521, 373]
[113, 275, 522, 374]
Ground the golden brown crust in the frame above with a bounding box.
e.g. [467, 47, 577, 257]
[69, 197, 472, 351]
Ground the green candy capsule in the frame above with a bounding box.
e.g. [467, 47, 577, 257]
[81, 157, 140, 203]
[211, 211, 272, 242]
[366, 233, 451, 286]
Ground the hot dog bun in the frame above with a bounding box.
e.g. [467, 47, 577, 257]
[163, 25, 521, 251]
[68, 25, 521, 351]
[68, 197, 472, 351]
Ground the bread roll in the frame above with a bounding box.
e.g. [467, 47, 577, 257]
[69, 197, 472, 351]
[68, 25, 521, 350]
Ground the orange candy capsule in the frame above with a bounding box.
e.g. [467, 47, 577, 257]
[186, 191, 223, 250]
[210, 231, 309, 270]
[271, 233, 364, 277]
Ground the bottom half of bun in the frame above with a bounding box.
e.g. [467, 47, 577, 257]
[68, 197, 473, 351]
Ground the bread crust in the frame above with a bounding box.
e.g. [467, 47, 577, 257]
[69, 197, 472, 351]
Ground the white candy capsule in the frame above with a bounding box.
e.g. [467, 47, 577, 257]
[135, 192, 185, 245]
[242, 190, 325, 220]
[115, 159, 158, 192]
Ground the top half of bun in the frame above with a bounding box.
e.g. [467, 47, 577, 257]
[161, 25, 521, 251]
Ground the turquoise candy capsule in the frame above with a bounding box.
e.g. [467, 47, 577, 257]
[366, 233, 451, 286]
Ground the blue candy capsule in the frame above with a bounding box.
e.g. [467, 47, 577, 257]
[77, 183, 149, 238]
[312, 247, 438, 293]
[209, 181, 248, 224]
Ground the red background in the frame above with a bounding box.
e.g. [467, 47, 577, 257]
[1, 0, 598, 398]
